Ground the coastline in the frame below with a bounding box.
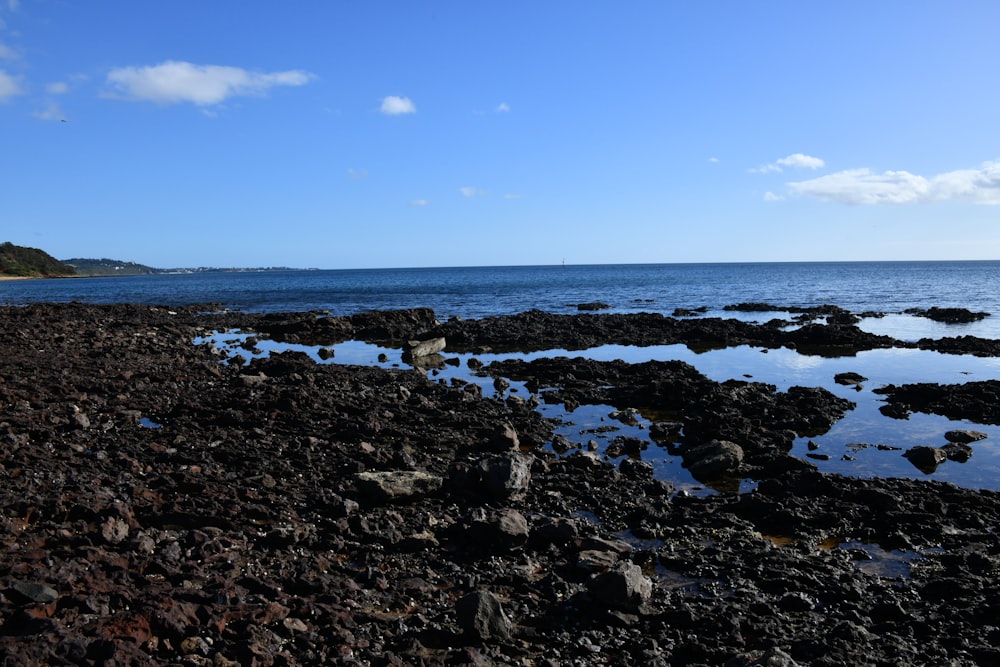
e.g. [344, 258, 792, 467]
[2, 303, 999, 664]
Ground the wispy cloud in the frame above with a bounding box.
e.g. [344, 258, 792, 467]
[788, 161, 1000, 205]
[763, 191, 785, 202]
[459, 186, 486, 198]
[504, 193, 522, 200]
[0, 42, 17, 60]
[751, 153, 825, 174]
[496, 102, 510, 113]
[46, 81, 68, 94]
[33, 100, 64, 121]
[409, 199, 429, 206]
[346, 168, 368, 180]
[380, 95, 415, 115]
[0, 68, 22, 101]
[104, 60, 314, 106]
[708, 157, 720, 164]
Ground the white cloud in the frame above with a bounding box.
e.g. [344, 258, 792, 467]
[708, 157, 720, 163]
[104, 60, 314, 106]
[7, 0, 20, 11]
[789, 169, 929, 204]
[0, 42, 17, 60]
[346, 168, 368, 180]
[0, 68, 22, 100]
[46, 81, 68, 94]
[33, 100, 64, 121]
[496, 102, 510, 113]
[930, 162, 1000, 204]
[763, 191, 785, 202]
[459, 186, 486, 198]
[788, 161, 1000, 205]
[751, 153, 825, 174]
[504, 193, 522, 200]
[409, 199, 429, 206]
[777, 153, 825, 170]
[380, 95, 415, 115]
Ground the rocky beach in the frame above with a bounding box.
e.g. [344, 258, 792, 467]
[3, 302, 1000, 666]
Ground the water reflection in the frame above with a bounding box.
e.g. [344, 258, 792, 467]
[195, 332, 1000, 492]
[859, 313, 1000, 342]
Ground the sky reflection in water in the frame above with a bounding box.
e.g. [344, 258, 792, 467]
[200, 317, 1000, 494]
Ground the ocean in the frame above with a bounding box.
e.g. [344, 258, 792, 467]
[7, 260, 1000, 490]
[4, 260, 1000, 328]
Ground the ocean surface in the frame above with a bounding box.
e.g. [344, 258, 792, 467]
[4, 260, 1000, 328]
[8, 260, 1000, 491]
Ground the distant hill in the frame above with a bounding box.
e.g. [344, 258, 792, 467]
[63, 258, 159, 277]
[2, 243, 316, 278]
[0, 242, 77, 278]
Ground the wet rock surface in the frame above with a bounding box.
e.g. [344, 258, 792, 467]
[874, 380, 1000, 424]
[2, 303, 1000, 665]
[904, 306, 990, 324]
[485, 356, 854, 482]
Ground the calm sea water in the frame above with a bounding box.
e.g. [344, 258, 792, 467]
[4, 260, 1000, 324]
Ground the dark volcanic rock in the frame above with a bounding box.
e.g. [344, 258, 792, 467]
[904, 446, 947, 472]
[575, 301, 611, 311]
[354, 470, 444, 503]
[942, 442, 974, 463]
[683, 439, 744, 481]
[425, 308, 899, 356]
[588, 561, 653, 611]
[487, 356, 854, 479]
[917, 335, 1000, 357]
[834, 371, 868, 387]
[875, 380, 1000, 424]
[905, 306, 990, 323]
[2, 303, 1000, 666]
[456, 590, 512, 640]
[945, 429, 988, 444]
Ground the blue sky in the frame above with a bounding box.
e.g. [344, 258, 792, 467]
[2, 1, 999, 268]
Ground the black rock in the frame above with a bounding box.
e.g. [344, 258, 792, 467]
[456, 590, 512, 640]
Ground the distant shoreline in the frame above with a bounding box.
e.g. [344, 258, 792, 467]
[0, 274, 81, 281]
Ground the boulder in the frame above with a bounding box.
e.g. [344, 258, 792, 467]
[834, 372, 868, 387]
[478, 453, 533, 500]
[456, 590, 512, 640]
[578, 549, 619, 573]
[404, 337, 446, 358]
[942, 442, 974, 463]
[353, 471, 444, 503]
[486, 421, 520, 452]
[620, 458, 653, 479]
[903, 446, 947, 472]
[9, 581, 59, 604]
[684, 439, 744, 480]
[449, 453, 534, 500]
[466, 507, 530, 550]
[531, 517, 580, 548]
[588, 561, 652, 611]
[945, 429, 988, 444]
